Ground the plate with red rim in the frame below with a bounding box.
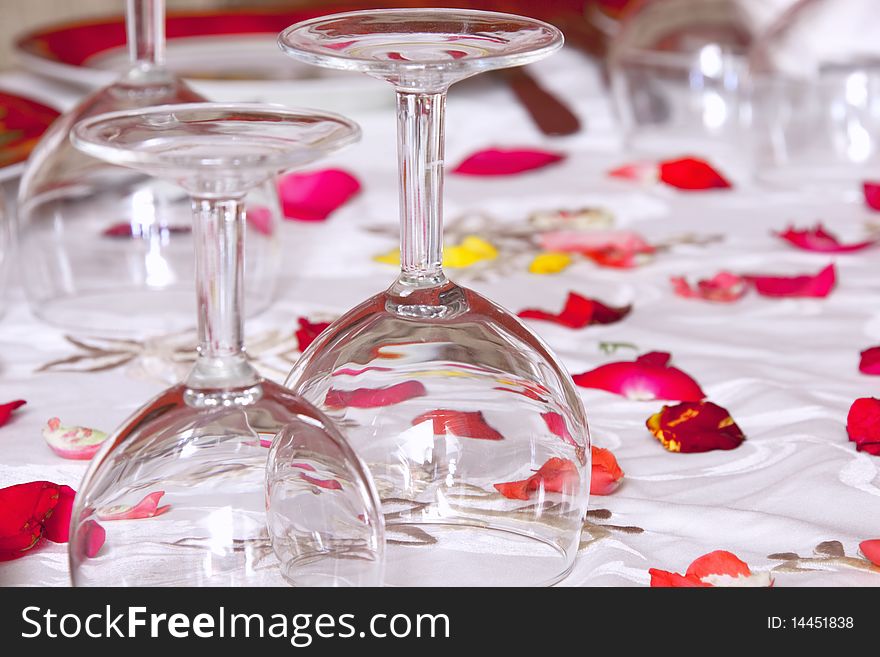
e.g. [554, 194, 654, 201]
[13, 6, 391, 110]
[0, 89, 60, 182]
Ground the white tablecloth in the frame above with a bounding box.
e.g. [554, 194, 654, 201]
[2, 47, 879, 587]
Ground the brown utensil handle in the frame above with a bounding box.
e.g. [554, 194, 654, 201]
[504, 67, 582, 137]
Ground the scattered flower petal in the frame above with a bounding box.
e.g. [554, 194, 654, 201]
[864, 182, 880, 211]
[860, 539, 880, 566]
[42, 417, 108, 460]
[846, 397, 880, 456]
[246, 205, 274, 236]
[542, 411, 576, 446]
[518, 292, 631, 329]
[300, 473, 343, 490]
[671, 271, 747, 302]
[0, 400, 26, 427]
[647, 401, 746, 453]
[745, 263, 836, 298]
[0, 481, 60, 561]
[295, 318, 331, 353]
[412, 409, 504, 441]
[80, 520, 106, 558]
[528, 251, 572, 274]
[859, 347, 880, 375]
[608, 161, 657, 183]
[776, 224, 875, 253]
[659, 156, 732, 190]
[97, 491, 170, 521]
[325, 381, 427, 409]
[452, 148, 565, 176]
[539, 229, 654, 268]
[573, 352, 705, 401]
[493, 457, 580, 500]
[591, 446, 624, 495]
[278, 168, 361, 222]
[651, 550, 771, 587]
[42, 485, 75, 543]
[443, 235, 498, 268]
[332, 366, 393, 377]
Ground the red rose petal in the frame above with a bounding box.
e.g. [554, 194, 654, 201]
[859, 347, 880, 375]
[649, 569, 709, 587]
[671, 271, 747, 303]
[452, 148, 565, 176]
[659, 156, 731, 190]
[0, 481, 60, 561]
[591, 446, 624, 495]
[97, 491, 171, 521]
[295, 318, 331, 353]
[860, 539, 880, 566]
[80, 520, 106, 558]
[0, 400, 25, 427]
[542, 411, 576, 446]
[745, 263, 836, 298]
[846, 397, 880, 456]
[278, 168, 361, 222]
[412, 409, 504, 440]
[43, 485, 75, 543]
[493, 457, 580, 501]
[864, 182, 880, 211]
[573, 352, 705, 402]
[776, 224, 875, 253]
[246, 205, 274, 236]
[325, 380, 427, 409]
[518, 292, 631, 329]
[300, 473, 343, 490]
[686, 550, 751, 579]
[647, 401, 746, 453]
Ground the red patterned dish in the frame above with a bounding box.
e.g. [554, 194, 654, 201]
[0, 90, 59, 180]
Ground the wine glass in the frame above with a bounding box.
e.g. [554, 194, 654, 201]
[749, 0, 880, 193]
[66, 103, 383, 587]
[279, 9, 591, 587]
[17, 0, 282, 335]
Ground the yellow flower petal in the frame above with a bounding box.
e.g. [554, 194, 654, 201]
[459, 235, 498, 259]
[373, 248, 401, 265]
[528, 251, 572, 274]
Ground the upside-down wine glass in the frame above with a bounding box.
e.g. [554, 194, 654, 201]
[279, 9, 591, 587]
[67, 103, 384, 587]
[17, 0, 283, 335]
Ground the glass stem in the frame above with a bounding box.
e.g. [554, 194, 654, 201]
[395, 90, 447, 288]
[184, 197, 260, 406]
[124, 0, 171, 84]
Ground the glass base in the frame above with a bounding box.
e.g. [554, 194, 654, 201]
[69, 379, 332, 586]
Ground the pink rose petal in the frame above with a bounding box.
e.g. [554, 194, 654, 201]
[864, 182, 880, 211]
[325, 380, 427, 409]
[452, 148, 565, 176]
[542, 411, 577, 447]
[745, 264, 836, 298]
[246, 205, 274, 236]
[295, 318, 331, 353]
[80, 520, 106, 558]
[608, 161, 657, 183]
[671, 271, 747, 302]
[776, 224, 875, 253]
[331, 366, 393, 377]
[539, 229, 655, 268]
[97, 491, 170, 521]
[42, 417, 109, 460]
[278, 169, 361, 222]
[300, 473, 343, 490]
[859, 347, 880, 375]
[573, 352, 706, 401]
